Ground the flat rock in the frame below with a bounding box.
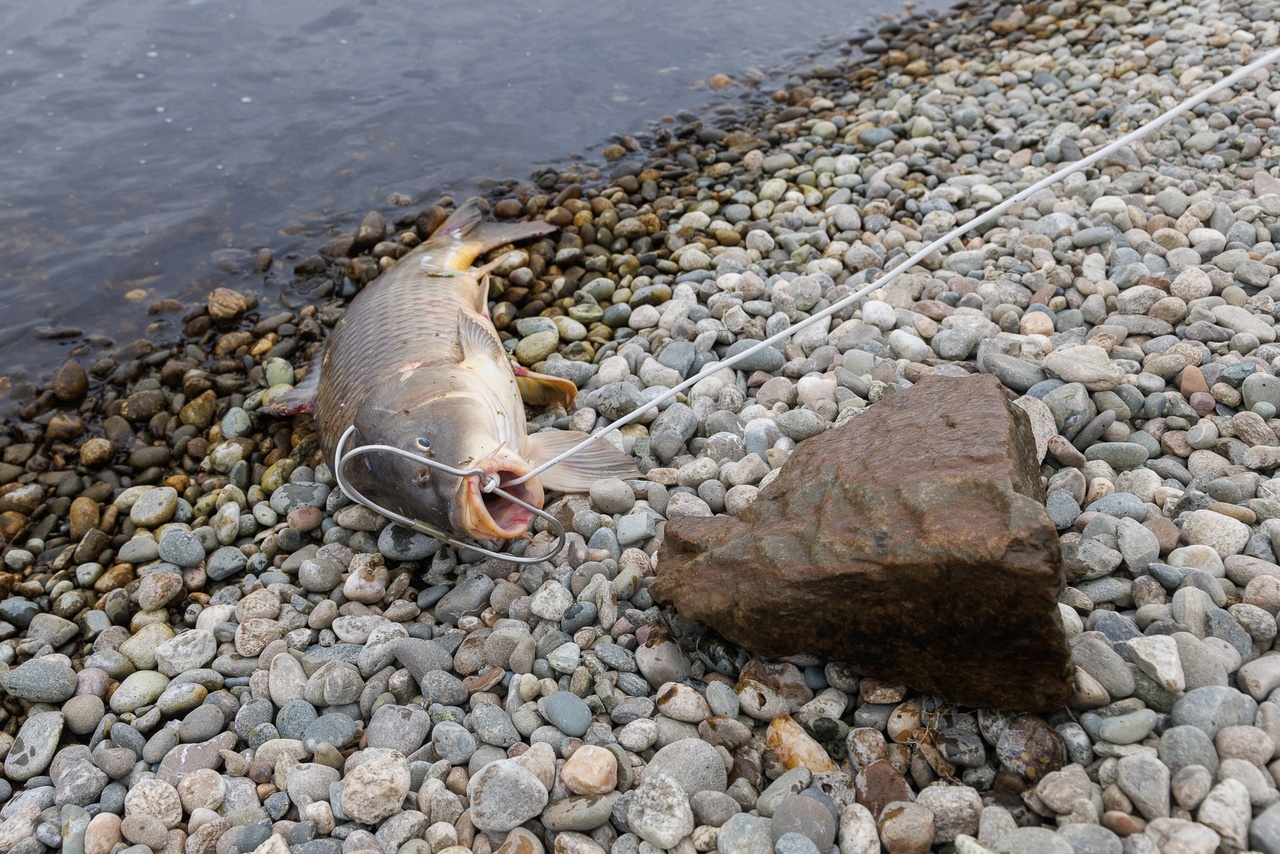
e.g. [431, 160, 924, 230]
[654, 374, 1070, 710]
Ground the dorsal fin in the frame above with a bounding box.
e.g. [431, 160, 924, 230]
[457, 311, 507, 364]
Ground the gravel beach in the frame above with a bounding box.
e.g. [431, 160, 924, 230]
[4, 0, 1280, 852]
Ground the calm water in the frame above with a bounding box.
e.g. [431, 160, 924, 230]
[0, 0, 942, 384]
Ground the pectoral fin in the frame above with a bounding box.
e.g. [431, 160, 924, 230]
[525, 430, 641, 493]
[513, 364, 578, 409]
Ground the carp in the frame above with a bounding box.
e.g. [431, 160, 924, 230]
[270, 199, 637, 543]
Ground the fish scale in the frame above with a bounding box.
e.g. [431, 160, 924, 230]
[313, 249, 492, 465]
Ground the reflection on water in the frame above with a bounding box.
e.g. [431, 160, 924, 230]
[0, 0, 935, 382]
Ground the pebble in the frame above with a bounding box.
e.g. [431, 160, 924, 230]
[129, 487, 178, 527]
[628, 773, 695, 848]
[4, 711, 64, 782]
[544, 690, 593, 738]
[3, 5, 1280, 854]
[468, 760, 548, 833]
[876, 802, 935, 854]
[643, 738, 728, 796]
[561, 745, 618, 796]
[1, 658, 78, 703]
[340, 749, 410, 825]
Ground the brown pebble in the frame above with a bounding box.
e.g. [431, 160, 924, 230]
[1101, 810, 1145, 836]
[1181, 365, 1210, 396]
[1208, 502, 1256, 524]
[46, 412, 84, 443]
[995, 715, 1065, 783]
[1048, 435, 1087, 467]
[121, 388, 167, 422]
[446, 765, 469, 796]
[179, 390, 217, 429]
[79, 437, 116, 468]
[94, 564, 136, 593]
[855, 760, 915, 818]
[53, 358, 89, 402]
[137, 572, 185, 611]
[207, 287, 249, 322]
[288, 505, 324, 533]
[462, 668, 504, 695]
[85, 812, 123, 854]
[876, 802, 935, 854]
[352, 210, 387, 251]
[1144, 517, 1181, 555]
[493, 199, 525, 218]
[1189, 392, 1217, 415]
[560, 744, 618, 795]
[69, 496, 101, 542]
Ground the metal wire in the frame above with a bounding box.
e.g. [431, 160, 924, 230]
[504, 44, 1280, 488]
[333, 425, 565, 565]
[330, 44, 1280, 562]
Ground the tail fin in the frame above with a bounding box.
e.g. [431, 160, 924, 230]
[423, 198, 558, 271]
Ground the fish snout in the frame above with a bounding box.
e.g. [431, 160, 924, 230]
[454, 460, 546, 541]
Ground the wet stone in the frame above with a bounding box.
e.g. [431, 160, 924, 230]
[377, 524, 441, 561]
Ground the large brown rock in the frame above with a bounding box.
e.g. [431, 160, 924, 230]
[653, 373, 1071, 711]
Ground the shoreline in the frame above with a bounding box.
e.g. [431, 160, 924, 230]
[4, 0, 1280, 852]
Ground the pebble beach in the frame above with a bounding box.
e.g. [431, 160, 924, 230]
[5, 0, 1280, 852]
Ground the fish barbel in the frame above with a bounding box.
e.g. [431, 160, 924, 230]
[271, 199, 638, 542]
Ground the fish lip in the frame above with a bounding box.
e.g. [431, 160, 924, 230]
[457, 461, 545, 541]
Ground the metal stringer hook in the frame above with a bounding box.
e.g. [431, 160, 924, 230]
[333, 425, 566, 565]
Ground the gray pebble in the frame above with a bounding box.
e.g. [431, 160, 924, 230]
[544, 691, 593, 738]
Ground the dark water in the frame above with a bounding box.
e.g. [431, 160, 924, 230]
[0, 0, 942, 384]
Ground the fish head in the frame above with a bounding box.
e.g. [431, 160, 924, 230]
[350, 396, 544, 542]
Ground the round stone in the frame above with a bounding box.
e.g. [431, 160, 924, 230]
[543, 691, 593, 737]
[770, 795, 836, 850]
[340, 749, 411, 825]
[1, 658, 78, 703]
[130, 487, 179, 527]
[995, 715, 1065, 783]
[561, 745, 618, 796]
[468, 759, 549, 833]
[643, 737, 728, 795]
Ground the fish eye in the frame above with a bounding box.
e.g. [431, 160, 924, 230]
[415, 438, 431, 452]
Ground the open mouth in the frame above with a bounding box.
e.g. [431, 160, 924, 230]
[463, 466, 544, 539]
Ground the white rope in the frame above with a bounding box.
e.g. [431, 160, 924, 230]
[510, 44, 1280, 486]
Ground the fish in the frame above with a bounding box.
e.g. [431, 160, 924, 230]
[267, 199, 639, 542]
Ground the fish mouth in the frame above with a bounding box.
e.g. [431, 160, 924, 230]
[458, 463, 545, 541]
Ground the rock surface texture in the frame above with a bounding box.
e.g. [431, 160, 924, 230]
[655, 374, 1071, 709]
